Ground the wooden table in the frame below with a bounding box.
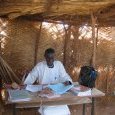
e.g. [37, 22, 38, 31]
[3, 87, 105, 115]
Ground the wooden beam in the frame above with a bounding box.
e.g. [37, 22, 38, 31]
[8, 12, 27, 19]
[2, 9, 115, 26]
[20, 13, 115, 26]
[0, 0, 115, 18]
[34, 22, 42, 65]
[97, 4, 115, 19]
[19, 14, 90, 25]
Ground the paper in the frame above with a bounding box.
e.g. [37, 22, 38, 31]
[71, 86, 92, 96]
[78, 89, 91, 96]
[48, 83, 74, 94]
[39, 93, 61, 99]
[8, 89, 31, 102]
[26, 85, 43, 92]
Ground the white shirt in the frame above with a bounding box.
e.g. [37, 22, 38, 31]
[24, 61, 72, 85]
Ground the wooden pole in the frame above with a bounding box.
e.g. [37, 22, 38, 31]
[91, 13, 97, 68]
[63, 25, 71, 66]
[34, 22, 42, 65]
[0, 56, 21, 83]
[91, 12, 97, 115]
[0, 36, 1, 56]
[71, 26, 79, 66]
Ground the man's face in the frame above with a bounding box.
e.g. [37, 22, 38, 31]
[45, 53, 54, 68]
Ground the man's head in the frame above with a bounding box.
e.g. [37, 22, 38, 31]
[44, 48, 55, 68]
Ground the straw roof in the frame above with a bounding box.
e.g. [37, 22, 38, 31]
[0, 0, 115, 26]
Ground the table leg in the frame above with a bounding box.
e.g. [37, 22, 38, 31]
[12, 104, 16, 115]
[82, 104, 86, 115]
[91, 97, 95, 115]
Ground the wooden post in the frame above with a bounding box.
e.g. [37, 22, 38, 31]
[0, 37, 1, 56]
[71, 26, 79, 66]
[91, 13, 97, 68]
[34, 22, 42, 66]
[91, 12, 97, 115]
[0, 35, 2, 86]
[63, 25, 71, 66]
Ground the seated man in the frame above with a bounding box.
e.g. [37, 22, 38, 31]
[24, 48, 72, 115]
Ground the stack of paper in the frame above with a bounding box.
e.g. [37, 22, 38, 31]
[8, 89, 31, 102]
[48, 83, 74, 95]
[39, 93, 61, 99]
[26, 85, 43, 92]
[78, 89, 91, 96]
[71, 86, 92, 96]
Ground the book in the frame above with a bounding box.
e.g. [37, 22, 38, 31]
[8, 89, 31, 102]
[48, 83, 74, 95]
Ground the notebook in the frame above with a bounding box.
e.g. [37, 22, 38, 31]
[48, 83, 74, 95]
[8, 89, 31, 102]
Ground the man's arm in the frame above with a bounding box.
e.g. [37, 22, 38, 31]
[24, 64, 39, 85]
[59, 61, 72, 84]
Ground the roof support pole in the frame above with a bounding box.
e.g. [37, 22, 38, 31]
[34, 22, 42, 65]
[63, 24, 71, 66]
[91, 12, 97, 115]
[91, 13, 97, 68]
[0, 39, 1, 56]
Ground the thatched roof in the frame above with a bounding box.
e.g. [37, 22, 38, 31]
[0, 0, 115, 26]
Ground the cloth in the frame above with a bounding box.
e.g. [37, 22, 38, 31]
[24, 60, 72, 115]
[39, 105, 70, 115]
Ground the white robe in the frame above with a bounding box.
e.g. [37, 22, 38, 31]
[24, 61, 72, 115]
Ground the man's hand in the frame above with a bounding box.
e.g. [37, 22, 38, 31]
[39, 87, 53, 95]
[63, 81, 72, 86]
[11, 82, 20, 89]
[11, 82, 27, 89]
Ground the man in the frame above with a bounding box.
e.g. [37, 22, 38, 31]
[24, 48, 72, 115]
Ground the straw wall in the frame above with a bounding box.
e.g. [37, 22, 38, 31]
[1, 18, 115, 104]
